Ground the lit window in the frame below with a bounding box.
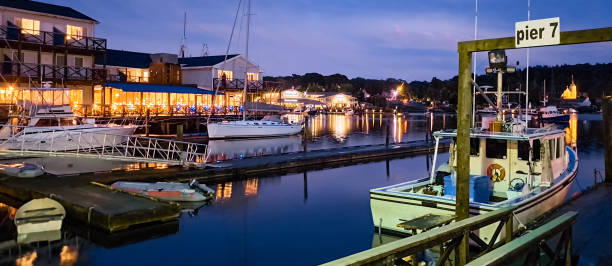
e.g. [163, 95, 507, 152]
[217, 70, 233, 80]
[247, 72, 258, 81]
[143, 71, 149, 82]
[66, 25, 83, 39]
[19, 18, 40, 35]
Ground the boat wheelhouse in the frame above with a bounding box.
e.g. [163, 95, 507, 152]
[370, 127, 578, 242]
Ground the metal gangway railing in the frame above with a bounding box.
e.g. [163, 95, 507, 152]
[0, 125, 207, 167]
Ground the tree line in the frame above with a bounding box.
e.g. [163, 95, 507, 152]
[263, 63, 612, 107]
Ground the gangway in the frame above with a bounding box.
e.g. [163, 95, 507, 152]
[0, 126, 208, 167]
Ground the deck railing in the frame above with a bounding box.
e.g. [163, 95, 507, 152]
[0, 62, 106, 81]
[0, 26, 106, 51]
[213, 78, 263, 91]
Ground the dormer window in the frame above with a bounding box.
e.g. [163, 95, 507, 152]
[16, 18, 40, 35]
[66, 25, 83, 39]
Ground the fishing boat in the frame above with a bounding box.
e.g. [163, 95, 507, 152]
[370, 68, 578, 241]
[14, 198, 65, 244]
[0, 105, 137, 151]
[111, 179, 215, 202]
[0, 163, 44, 178]
[539, 106, 570, 122]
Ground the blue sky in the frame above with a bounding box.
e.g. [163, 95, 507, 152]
[52, 0, 611, 80]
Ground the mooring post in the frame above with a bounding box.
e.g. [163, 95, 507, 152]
[385, 121, 390, 147]
[303, 116, 309, 152]
[603, 96, 612, 183]
[145, 109, 150, 137]
[456, 46, 473, 266]
[177, 124, 184, 150]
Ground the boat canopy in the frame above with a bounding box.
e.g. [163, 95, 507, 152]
[433, 128, 565, 141]
[105, 83, 223, 95]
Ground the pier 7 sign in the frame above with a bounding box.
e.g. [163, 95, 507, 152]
[515, 17, 560, 48]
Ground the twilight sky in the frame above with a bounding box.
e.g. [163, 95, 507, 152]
[51, 0, 611, 80]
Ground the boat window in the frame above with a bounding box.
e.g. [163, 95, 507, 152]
[556, 137, 563, 159]
[532, 140, 541, 161]
[59, 118, 81, 126]
[549, 139, 555, 160]
[518, 141, 530, 161]
[486, 139, 507, 159]
[34, 118, 58, 127]
[470, 138, 479, 156]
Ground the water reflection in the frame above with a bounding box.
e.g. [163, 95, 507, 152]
[244, 178, 259, 196]
[565, 113, 578, 148]
[207, 136, 302, 162]
[59, 245, 79, 266]
[216, 182, 233, 200]
[15, 251, 37, 266]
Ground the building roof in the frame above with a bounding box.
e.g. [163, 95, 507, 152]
[105, 83, 223, 95]
[0, 0, 98, 22]
[178, 54, 239, 67]
[96, 49, 152, 69]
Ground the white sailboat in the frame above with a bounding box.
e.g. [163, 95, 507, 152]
[206, 0, 302, 139]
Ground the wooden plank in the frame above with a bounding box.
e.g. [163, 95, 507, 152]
[466, 211, 578, 266]
[397, 214, 456, 231]
[320, 206, 515, 266]
[458, 27, 612, 52]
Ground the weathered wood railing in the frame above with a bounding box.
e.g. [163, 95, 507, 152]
[467, 211, 577, 266]
[322, 206, 516, 266]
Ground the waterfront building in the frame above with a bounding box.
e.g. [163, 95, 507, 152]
[0, 0, 107, 116]
[278, 89, 356, 110]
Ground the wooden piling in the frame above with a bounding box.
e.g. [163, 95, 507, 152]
[145, 109, 150, 137]
[603, 96, 612, 182]
[176, 124, 183, 141]
[456, 45, 473, 266]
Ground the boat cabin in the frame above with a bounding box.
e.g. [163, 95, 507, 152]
[433, 128, 568, 202]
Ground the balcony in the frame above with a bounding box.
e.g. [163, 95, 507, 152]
[213, 78, 263, 91]
[106, 74, 149, 83]
[1, 62, 105, 82]
[0, 26, 106, 51]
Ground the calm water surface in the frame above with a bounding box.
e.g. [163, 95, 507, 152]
[0, 113, 603, 266]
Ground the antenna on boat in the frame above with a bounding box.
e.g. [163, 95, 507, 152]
[242, 0, 251, 121]
[471, 0, 478, 127]
[525, 0, 531, 127]
[179, 12, 187, 58]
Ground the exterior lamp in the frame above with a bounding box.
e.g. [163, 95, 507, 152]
[488, 50, 507, 69]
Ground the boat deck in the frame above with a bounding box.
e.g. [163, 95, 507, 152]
[0, 177, 180, 232]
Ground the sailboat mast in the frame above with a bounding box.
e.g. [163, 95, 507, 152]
[243, 0, 251, 121]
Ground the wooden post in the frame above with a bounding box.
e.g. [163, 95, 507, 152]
[145, 109, 150, 137]
[385, 121, 390, 147]
[603, 96, 612, 182]
[456, 47, 473, 266]
[302, 116, 309, 152]
[176, 124, 183, 141]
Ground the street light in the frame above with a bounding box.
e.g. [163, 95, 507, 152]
[488, 50, 507, 68]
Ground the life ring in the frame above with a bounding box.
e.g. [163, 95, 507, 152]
[487, 164, 506, 182]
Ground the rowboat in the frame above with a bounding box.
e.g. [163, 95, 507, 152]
[14, 198, 65, 244]
[111, 179, 215, 202]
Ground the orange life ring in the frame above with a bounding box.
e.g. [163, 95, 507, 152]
[487, 164, 506, 182]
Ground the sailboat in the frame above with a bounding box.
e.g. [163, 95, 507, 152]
[369, 67, 578, 241]
[206, 0, 302, 139]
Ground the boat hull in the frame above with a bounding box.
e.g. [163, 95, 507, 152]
[207, 122, 302, 139]
[540, 114, 570, 122]
[370, 147, 578, 241]
[0, 126, 137, 152]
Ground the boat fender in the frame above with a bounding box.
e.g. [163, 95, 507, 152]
[487, 164, 506, 182]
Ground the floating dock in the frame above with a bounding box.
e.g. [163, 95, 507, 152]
[0, 177, 180, 232]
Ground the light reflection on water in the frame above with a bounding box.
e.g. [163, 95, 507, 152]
[206, 113, 454, 161]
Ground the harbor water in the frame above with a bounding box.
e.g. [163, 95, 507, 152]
[0, 113, 603, 266]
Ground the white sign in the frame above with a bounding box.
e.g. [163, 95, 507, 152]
[515, 17, 560, 48]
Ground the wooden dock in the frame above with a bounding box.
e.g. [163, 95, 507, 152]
[0, 177, 180, 233]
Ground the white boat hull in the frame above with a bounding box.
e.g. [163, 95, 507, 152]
[0, 125, 137, 152]
[207, 122, 302, 139]
[370, 147, 578, 242]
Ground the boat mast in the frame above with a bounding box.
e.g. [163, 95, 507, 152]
[243, 0, 251, 121]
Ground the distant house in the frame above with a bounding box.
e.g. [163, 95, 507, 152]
[179, 54, 263, 108]
[278, 89, 356, 109]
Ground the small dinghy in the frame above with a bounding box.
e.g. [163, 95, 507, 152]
[14, 198, 65, 244]
[111, 179, 215, 202]
[0, 163, 44, 178]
